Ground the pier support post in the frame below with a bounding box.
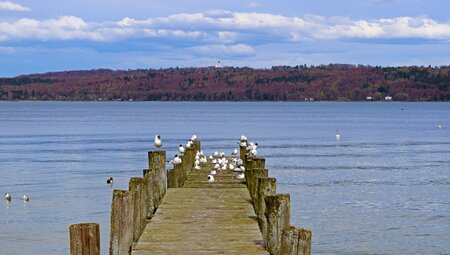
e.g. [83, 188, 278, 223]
[256, 177, 277, 244]
[70, 223, 100, 255]
[250, 168, 268, 201]
[148, 150, 166, 208]
[129, 178, 147, 243]
[265, 194, 291, 255]
[143, 169, 155, 219]
[110, 190, 133, 255]
[239, 145, 247, 162]
[280, 227, 312, 255]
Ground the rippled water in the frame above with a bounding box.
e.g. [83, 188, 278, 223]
[0, 101, 449, 254]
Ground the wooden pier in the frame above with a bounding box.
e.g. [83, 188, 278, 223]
[69, 138, 311, 255]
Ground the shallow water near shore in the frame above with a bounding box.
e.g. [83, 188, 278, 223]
[0, 101, 449, 254]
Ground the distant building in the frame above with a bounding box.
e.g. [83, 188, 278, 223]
[366, 96, 373, 100]
[385, 96, 392, 101]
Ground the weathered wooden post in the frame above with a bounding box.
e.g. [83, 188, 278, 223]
[256, 177, 277, 244]
[265, 194, 291, 255]
[143, 169, 155, 219]
[280, 227, 312, 255]
[147, 150, 166, 208]
[129, 177, 146, 243]
[69, 223, 100, 255]
[193, 140, 201, 152]
[249, 168, 268, 201]
[251, 157, 266, 170]
[239, 145, 247, 162]
[110, 190, 133, 255]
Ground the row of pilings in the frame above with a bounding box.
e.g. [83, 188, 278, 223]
[69, 138, 311, 255]
[240, 145, 312, 255]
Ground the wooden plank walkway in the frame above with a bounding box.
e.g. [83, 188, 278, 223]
[131, 159, 268, 255]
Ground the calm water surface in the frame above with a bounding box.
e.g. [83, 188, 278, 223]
[0, 102, 449, 254]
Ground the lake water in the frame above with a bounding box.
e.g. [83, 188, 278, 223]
[0, 101, 449, 254]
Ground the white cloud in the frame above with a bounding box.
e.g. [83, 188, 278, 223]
[0, 1, 30, 12]
[0, 11, 450, 44]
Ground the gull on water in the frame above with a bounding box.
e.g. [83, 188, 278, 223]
[336, 130, 341, 140]
[437, 124, 443, 129]
[106, 176, 114, 184]
[23, 195, 29, 202]
[5, 193, 11, 201]
[154, 135, 162, 148]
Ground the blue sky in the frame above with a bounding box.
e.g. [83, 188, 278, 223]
[1, 0, 449, 77]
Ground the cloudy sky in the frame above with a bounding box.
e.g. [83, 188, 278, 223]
[1, 0, 449, 76]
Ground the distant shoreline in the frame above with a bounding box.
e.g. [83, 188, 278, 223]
[1, 65, 449, 102]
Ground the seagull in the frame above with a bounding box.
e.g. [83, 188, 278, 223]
[179, 144, 185, 155]
[231, 148, 238, 155]
[194, 164, 201, 170]
[207, 174, 215, 182]
[213, 151, 219, 157]
[154, 135, 162, 148]
[247, 148, 257, 158]
[200, 157, 207, 164]
[5, 193, 11, 201]
[229, 164, 235, 171]
[240, 135, 247, 142]
[107, 176, 113, 184]
[437, 124, 443, 129]
[186, 140, 193, 149]
[173, 154, 182, 165]
[23, 195, 29, 202]
[235, 172, 245, 180]
[210, 170, 217, 175]
[214, 163, 220, 170]
[336, 130, 341, 140]
[191, 135, 197, 141]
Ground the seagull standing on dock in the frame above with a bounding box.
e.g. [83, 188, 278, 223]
[235, 172, 245, 180]
[173, 155, 182, 165]
[154, 135, 162, 148]
[179, 144, 185, 155]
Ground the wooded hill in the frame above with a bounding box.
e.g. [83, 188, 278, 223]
[1, 65, 449, 101]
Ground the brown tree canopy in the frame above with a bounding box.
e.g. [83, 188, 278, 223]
[1, 65, 449, 101]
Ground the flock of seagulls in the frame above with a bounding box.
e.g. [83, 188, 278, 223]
[4, 193, 29, 203]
